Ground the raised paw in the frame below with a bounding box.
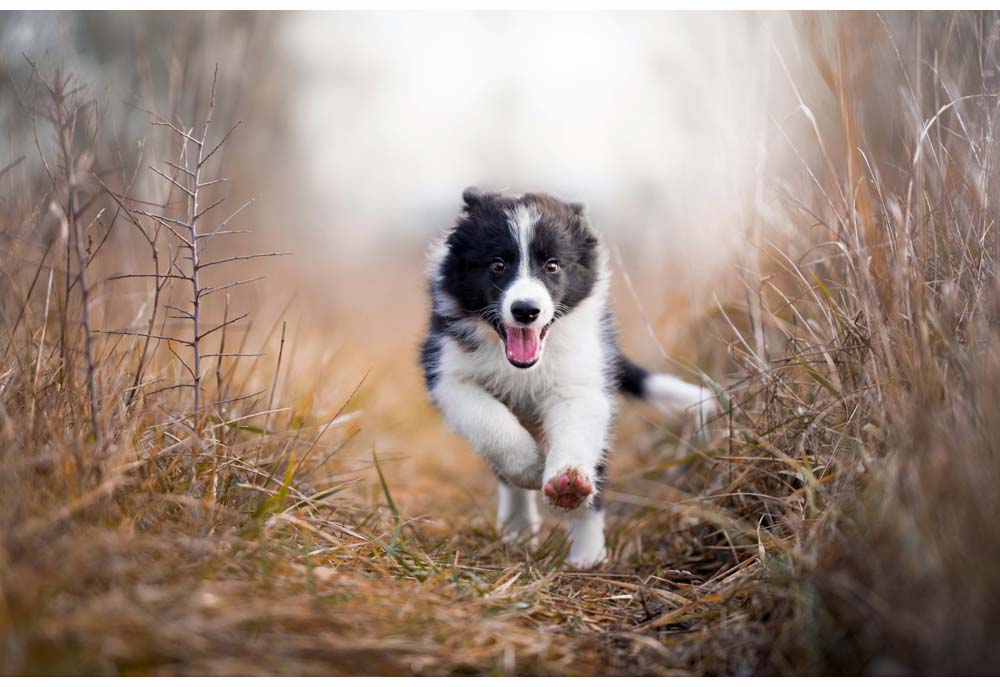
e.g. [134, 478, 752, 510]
[542, 465, 594, 511]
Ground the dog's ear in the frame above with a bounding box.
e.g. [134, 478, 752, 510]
[568, 200, 587, 216]
[462, 186, 485, 209]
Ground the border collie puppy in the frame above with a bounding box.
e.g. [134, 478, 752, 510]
[421, 188, 714, 568]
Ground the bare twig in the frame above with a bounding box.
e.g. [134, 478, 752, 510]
[198, 251, 291, 270]
[0, 155, 25, 180]
[255, 320, 286, 470]
[46, 68, 101, 443]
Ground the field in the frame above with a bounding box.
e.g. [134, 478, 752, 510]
[2, 11, 1000, 676]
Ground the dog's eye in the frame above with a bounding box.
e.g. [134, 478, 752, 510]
[544, 259, 560, 274]
[490, 258, 506, 273]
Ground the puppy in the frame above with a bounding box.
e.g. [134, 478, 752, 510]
[421, 188, 714, 568]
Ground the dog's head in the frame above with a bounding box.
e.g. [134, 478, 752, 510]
[433, 187, 602, 368]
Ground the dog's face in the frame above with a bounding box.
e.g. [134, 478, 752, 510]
[438, 188, 601, 368]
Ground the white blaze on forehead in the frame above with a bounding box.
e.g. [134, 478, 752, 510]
[506, 204, 540, 276]
[502, 203, 553, 329]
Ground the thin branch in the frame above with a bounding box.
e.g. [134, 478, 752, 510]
[256, 321, 286, 469]
[150, 119, 199, 145]
[145, 382, 196, 398]
[195, 196, 256, 245]
[95, 329, 193, 346]
[198, 312, 248, 340]
[133, 209, 192, 231]
[193, 195, 225, 221]
[198, 177, 229, 188]
[165, 304, 194, 318]
[199, 275, 265, 297]
[51, 73, 101, 443]
[198, 252, 291, 270]
[201, 352, 262, 358]
[107, 273, 190, 282]
[147, 164, 193, 197]
[164, 161, 194, 177]
[167, 342, 196, 380]
[194, 229, 251, 241]
[199, 120, 241, 169]
[0, 155, 25, 180]
[1, 238, 54, 362]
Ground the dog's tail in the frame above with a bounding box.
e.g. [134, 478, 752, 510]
[616, 355, 716, 430]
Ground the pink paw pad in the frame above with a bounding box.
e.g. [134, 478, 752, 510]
[543, 466, 593, 510]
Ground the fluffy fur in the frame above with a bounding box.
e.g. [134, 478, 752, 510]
[421, 188, 714, 568]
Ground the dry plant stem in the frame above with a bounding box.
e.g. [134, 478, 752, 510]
[215, 293, 230, 401]
[256, 320, 286, 478]
[136, 68, 224, 433]
[125, 231, 163, 408]
[143, 69, 278, 435]
[184, 83, 216, 434]
[0, 154, 26, 179]
[53, 77, 101, 444]
[94, 156, 163, 409]
[208, 293, 230, 504]
[1, 238, 53, 363]
[29, 252, 57, 427]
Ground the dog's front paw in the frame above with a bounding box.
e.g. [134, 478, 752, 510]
[542, 465, 594, 511]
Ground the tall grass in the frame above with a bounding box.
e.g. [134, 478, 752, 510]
[691, 11, 1000, 673]
[1, 11, 998, 676]
[0, 60, 382, 675]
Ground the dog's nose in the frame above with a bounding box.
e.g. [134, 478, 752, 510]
[511, 300, 541, 324]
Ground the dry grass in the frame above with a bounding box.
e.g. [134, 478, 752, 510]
[2, 11, 1000, 676]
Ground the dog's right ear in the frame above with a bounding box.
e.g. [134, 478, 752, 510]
[462, 186, 485, 209]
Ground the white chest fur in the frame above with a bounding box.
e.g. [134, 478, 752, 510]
[439, 281, 613, 419]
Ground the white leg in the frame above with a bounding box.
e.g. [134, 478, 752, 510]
[497, 482, 540, 543]
[432, 376, 543, 489]
[566, 508, 607, 569]
[540, 390, 613, 511]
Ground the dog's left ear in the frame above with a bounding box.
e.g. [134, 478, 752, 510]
[568, 200, 597, 247]
[462, 186, 485, 209]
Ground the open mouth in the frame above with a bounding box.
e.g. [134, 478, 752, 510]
[499, 322, 551, 368]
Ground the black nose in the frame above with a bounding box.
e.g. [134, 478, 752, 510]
[510, 300, 541, 324]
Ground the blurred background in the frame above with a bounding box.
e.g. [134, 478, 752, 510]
[0, 10, 805, 354]
[0, 10, 815, 502]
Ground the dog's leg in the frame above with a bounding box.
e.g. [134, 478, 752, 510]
[540, 391, 612, 568]
[432, 377, 543, 489]
[566, 507, 607, 569]
[540, 389, 612, 512]
[497, 481, 540, 544]
[564, 458, 608, 568]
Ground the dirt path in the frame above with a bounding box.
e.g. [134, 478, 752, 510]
[292, 310, 762, 676]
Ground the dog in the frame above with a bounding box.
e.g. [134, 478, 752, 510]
[421, 187, 715, 568]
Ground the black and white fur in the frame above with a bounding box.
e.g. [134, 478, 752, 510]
[421, 188, 714, 568]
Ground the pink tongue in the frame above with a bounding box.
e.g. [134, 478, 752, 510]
[505, 326, 541, 364]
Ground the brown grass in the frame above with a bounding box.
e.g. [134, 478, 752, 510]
[2, 11, 1000, 676]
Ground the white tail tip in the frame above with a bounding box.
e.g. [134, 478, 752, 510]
[643, 373, 717, 432]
